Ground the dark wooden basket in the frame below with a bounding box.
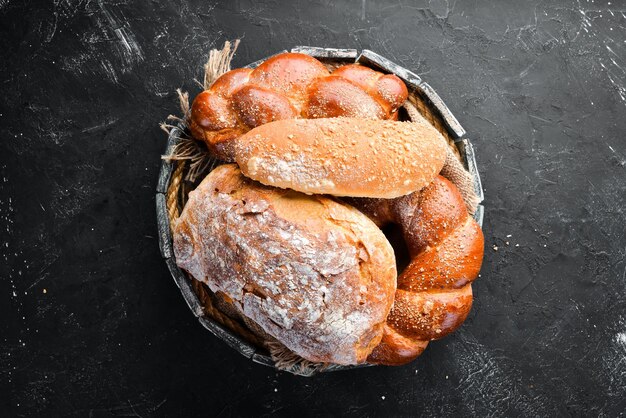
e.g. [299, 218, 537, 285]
[156, 47, 484, 376]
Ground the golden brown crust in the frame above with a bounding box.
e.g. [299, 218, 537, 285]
[189, 53, 409, 160]
[173, 164, 397, 364]
[387, 286, 473, 341]
[231, 117, 447, 198]
[331, 64, 408, 114]
[305, 76, 386, 119]
[349, 176, 484, 365]
[231, 85, 298, 129]
[367, 325, 428, 366]
[210, 68, 254, 97]
[397, 219, 484, 292]
[248, 52, 329, 106]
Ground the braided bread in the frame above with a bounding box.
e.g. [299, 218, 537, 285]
[349, 175, 484, 365]
[189, 52, 408, 161]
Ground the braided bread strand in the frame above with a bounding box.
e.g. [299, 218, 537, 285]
[351, 175, 484, 365]
[189, 52, 408, 161]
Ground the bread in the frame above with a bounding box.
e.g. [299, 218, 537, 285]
[348, 176, 484, 365]
[177, 49, 485, 368]
[230, 117, 447, 199]
[189, 52, 408, 161]
[172, 164, 397, 364]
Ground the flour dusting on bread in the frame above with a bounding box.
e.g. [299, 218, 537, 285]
[173, 164, 396, 364]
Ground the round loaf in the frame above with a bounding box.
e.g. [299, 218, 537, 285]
[231, 117, 447, 199]
[172, 164, 397, 364]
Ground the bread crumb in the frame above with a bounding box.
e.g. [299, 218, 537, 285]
[42, 289, 47, 294]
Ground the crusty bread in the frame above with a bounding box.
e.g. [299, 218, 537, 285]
[230, 117, 447, 198]
[173, 164, 397, 364]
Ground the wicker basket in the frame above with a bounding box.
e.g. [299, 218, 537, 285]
[156, 47, 484, 376]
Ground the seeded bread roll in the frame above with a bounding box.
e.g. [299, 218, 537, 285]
[230, 117, 447, 198]
[173, 164, 397, 364]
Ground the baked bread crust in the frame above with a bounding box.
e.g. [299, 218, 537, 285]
[349, 176, 484, 365]
[231, 117, 447, 199]
[173, 164, 397, 364]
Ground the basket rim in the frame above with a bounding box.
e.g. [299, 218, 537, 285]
[156, 46, 485, 377]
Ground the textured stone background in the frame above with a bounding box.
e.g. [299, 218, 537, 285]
[1, 0, 625, 416]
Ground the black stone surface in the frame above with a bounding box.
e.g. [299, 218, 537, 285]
[1, 0, 625, 416]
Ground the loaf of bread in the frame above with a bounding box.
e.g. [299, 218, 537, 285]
[173, 164, 397, 364]
[229, 117, 447, 199]
[348, 176, 484, 365]
[189, 52, 408, 161]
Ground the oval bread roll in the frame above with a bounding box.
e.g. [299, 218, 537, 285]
[230, 117, 447, 198]
[173, 164, 397, 364]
